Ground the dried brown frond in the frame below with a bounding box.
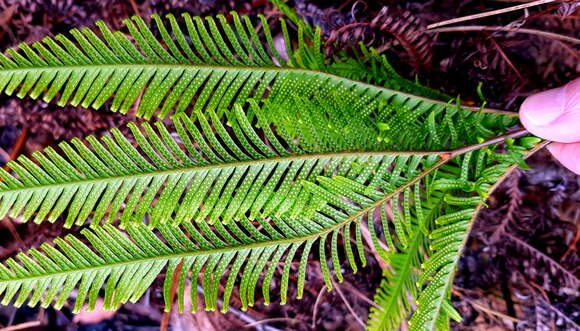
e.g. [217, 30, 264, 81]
[533, 295, 554, 331]
[503, 232, 579, 290]
[541, 299, 580, 330]
[522, 293, 580, 331]
[490, 169, 523, 242]
[325, 7, 434, 71]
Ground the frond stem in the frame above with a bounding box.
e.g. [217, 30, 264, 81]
[449, 128, 530, 157]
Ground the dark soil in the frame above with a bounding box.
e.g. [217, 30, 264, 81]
[0, 0, 577, 330]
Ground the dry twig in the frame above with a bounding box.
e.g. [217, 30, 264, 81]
[490, 38, 525, 82]
[311, 286, 326, 328]
[1, 308, 44, 331]
[0, 321, 42, 331]
[427, 0, 556, 29]
[360, 218, 389, 270]
[341, 281, 382, 309]
[160, 262, 183, 331]
[560, 223, 579, 261]
[332, 280, 366, 328]
[427, 25, 580, 44]
[469, 300, 521, 324]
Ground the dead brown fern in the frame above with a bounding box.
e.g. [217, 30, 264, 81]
[490, 169, 523, 242]
[532, 294, 554, 330]
[528, 294, 580, 331]
[325, 7, 434, 71]
[542, 299, 580, 330]
[504, 232, 579, 290]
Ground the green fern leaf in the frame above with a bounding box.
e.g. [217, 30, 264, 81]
[0, 12, 303, 118]
[367, 230, 425, 330]
[0, 9, 543, 330]
[0, 12, 313, 119]
[0, 219, 351, 313]
[0, 139, 537, 317]
[405, 143, 539, 331]
[0, 71, 518, 227]
[365, 139, 540, 331]
[0, 12, 515, 124]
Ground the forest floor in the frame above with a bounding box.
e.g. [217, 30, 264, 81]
[0, 0, 577, 330]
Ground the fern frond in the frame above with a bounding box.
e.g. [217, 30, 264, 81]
[407, 142, 538, 331]
[366, 137, 541, 330]
[269, 0, 315, 38]
[0, 148, 479, 315]
[0, 218, 363, 313]
[0, 10, 541, 329]
[0, 77, 517, 228]
[0, 103, 367, 227]
[0, 12, 313, 119]
[0, 142, 532, 315]
[327, 45, 450, 101]
[0, 152, 442, 313]
[0, 136, 536, 320]
[0, 12, 516, 123]
[367, 230, 425, 330]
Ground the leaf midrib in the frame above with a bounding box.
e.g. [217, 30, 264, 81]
[0, 157, 448, 284]
[0, 150, 442, 195]
[0, 63, 517, 117]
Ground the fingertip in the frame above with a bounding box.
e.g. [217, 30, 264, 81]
[520, 87, 565, 127]
[520, 77, 580, 143]
[547, 142, 580, 175]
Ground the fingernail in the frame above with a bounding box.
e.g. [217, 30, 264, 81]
[520, 85, 566, 126]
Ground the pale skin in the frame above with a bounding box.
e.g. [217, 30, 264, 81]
[520, 77, 580, 175]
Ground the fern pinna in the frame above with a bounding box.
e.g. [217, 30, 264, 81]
[0, 10, 540, 331]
